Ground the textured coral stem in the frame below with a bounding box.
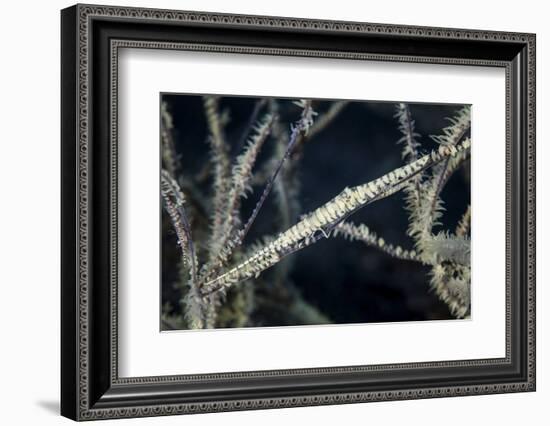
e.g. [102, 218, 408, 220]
[239, 101, 315, 243]
[333, 222, 421, 262]
[455, 205, 471, 237]
[161, 170, 198, 283]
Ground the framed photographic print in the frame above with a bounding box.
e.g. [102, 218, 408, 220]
[61, 3, 536, 421]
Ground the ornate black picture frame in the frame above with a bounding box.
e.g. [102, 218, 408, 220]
[61, 3, 536, 421]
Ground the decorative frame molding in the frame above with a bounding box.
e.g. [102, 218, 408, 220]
[61, 3, 535, 421]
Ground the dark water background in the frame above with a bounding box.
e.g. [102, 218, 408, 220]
[162, 94, 470, 325]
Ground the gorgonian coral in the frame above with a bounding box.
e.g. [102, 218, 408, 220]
[161, 98, 472, 329]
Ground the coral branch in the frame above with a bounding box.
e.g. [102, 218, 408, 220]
[269, 101, 302, 228]
[201, 113, 275, 280]
[161, 170, 197, 282]
[430, 262, 470, 318]
[203, 96, 231, 261]
[455, 205, 471, 237]
[160, 101, 179, 178]
[407, 107, 471, 251]
[160, 170, 204, 328]
[238, 100, 316, 244]
[332, 222, 421, 262]
[426, 107, 471, 233]
[236, 99, 267, 151]
[422, 232, 470, 266]
[395, 103, 422, 208]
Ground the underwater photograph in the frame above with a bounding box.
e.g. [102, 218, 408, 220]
[160, 94, 471, 331]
